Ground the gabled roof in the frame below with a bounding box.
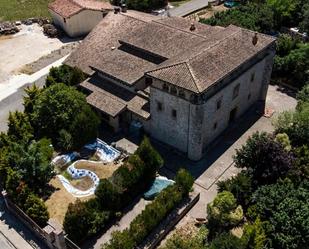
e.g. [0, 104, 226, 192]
[66, 13, 276, 93]
[48, 0, 113, 18]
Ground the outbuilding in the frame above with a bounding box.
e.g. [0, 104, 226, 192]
[48, 0, 113, 37]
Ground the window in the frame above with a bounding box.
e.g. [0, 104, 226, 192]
[172, 109, 177, 119]
[216, 98, 222, 110]
[251, 72, 255, 82]
[145, 77, 153, 86]
[213, 122, 217, 130]
[170, 86, 177, 95]
[157, 102, 163, 111]
[162, 83, 169, 92]
[63, 18, 66, 23]
[248, 93, 251, 100]
[233, 84, 240, 99]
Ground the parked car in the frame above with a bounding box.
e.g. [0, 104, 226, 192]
[224, 1, 240, 8]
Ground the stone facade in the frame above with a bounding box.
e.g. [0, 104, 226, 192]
[147, 47, 275, 160]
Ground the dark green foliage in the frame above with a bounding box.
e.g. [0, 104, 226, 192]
[31, 83, 100, 151]
[95, 179, 122, 210]
[7, 111, 33, 144]
[300, 4, 309, 34]
[250, 179, 309, 249]
[234, 132, 295, 185]
[63, 199, 111, 244]
[207, 191, 243, 237]
[273, 43, 309, 88]
[103, 168, 192, 249]
[200, 3, 274, 33]
[126, 0, 167, 11]
[6, 139, 54, 193]
[241, 218, 268, 249]
[24, 193, 49, 227]
[296, 84, 309, 109]
[289, 145, 309, 182]
[135, 136, 163, 179]
[275, 34, 299, 57]
[208, 232, 244, 249]
[217, 172, 253, 209]
[23, 84, 42, 115]
[274, 104, 309, 146]
[46, 65, 86, 87]
[175, 168, 194, 195]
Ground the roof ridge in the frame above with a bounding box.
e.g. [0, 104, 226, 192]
[184, 62, 200, 93]
[71, 0, 83, 8]
[146, 61, 188, 74]
[120, 12, 153, 24]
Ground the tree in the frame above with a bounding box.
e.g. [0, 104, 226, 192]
[209, 232, 244, 249]
[266, 0, 298, 27]
[274, 104, 309, 146]
[241, 218, 268, 249]
[7, 111, 33, 144]
[31, 83, 100, 151]
[95, 179, 122, 210]
[6, 139, 54, 193]
[250, 179, 309, 249]
[23, 84, 42, 115]
[175, 168, 194, 195]
[296, 84, 309, 109]
[234, 132, 295, 185]
[103, 229, 135, 249]
[217, 172, 253, 209]
[46, 65, 86, 87]
[135, 136, 163, 178]
[207, 191, 243, 237]
[200, 3, 274, 33]
[275, 34, 299, 57]
[299, 3, 309, 34]
[24, 194, 49, 227]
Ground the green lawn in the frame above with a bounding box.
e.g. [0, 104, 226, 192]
[0, 0, 52, 21]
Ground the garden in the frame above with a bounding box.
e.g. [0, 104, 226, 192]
[0, 65, 194, 247]
[161, 84, 309, 249]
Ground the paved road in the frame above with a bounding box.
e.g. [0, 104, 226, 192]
[0, 231, 17, 249]
[0, 76, 46, 132]
[169, 0, 210, 17]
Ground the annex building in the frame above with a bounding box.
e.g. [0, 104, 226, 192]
[65, 10, 276, 160]
[48, 0, 113, 37]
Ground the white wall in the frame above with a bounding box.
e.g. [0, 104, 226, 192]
[50, 9, 105, 37]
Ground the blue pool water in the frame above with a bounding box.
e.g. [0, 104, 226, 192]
[143, 176, 175, 200]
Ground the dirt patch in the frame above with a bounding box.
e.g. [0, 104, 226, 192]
[18, 42, 80, 75]
[74, 161, 120, 179]
[45, 177, 92, 225]
[186, 4, 228, 21]
[70, 176, 94, 191]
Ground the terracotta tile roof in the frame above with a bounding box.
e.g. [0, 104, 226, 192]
[48, 0, 112, 18]
[66, 13, 275, 93]
[80, 74, 150, 119]
[147, 26, 276, 93]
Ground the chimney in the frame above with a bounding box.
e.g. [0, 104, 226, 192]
[121, 3, 127, 13]
[190, 23, 196, 31]
[252, 32, 258, 46]
[114, 7, 120, 14]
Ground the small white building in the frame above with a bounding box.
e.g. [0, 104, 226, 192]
[48, 0, 113, 37]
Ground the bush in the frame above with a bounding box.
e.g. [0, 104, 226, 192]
[46, 65, 86, 87]
[234, 132, 295, 185]
[207, 191, 243, 237]
[241, 218, 268, 249]
[217, 172, 253, 209]
[24, 194, 49, 227]
[103, 169, 194, 249]
[250, 179, 309, 249]
[175, 168, 194, 195]
[208, 232, 244, 249]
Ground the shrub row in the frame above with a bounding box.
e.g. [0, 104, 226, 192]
[103, 169, 194, 249]
[63, 137, 164, 243]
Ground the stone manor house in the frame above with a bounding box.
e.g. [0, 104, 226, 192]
[65, 10, 276, 161]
